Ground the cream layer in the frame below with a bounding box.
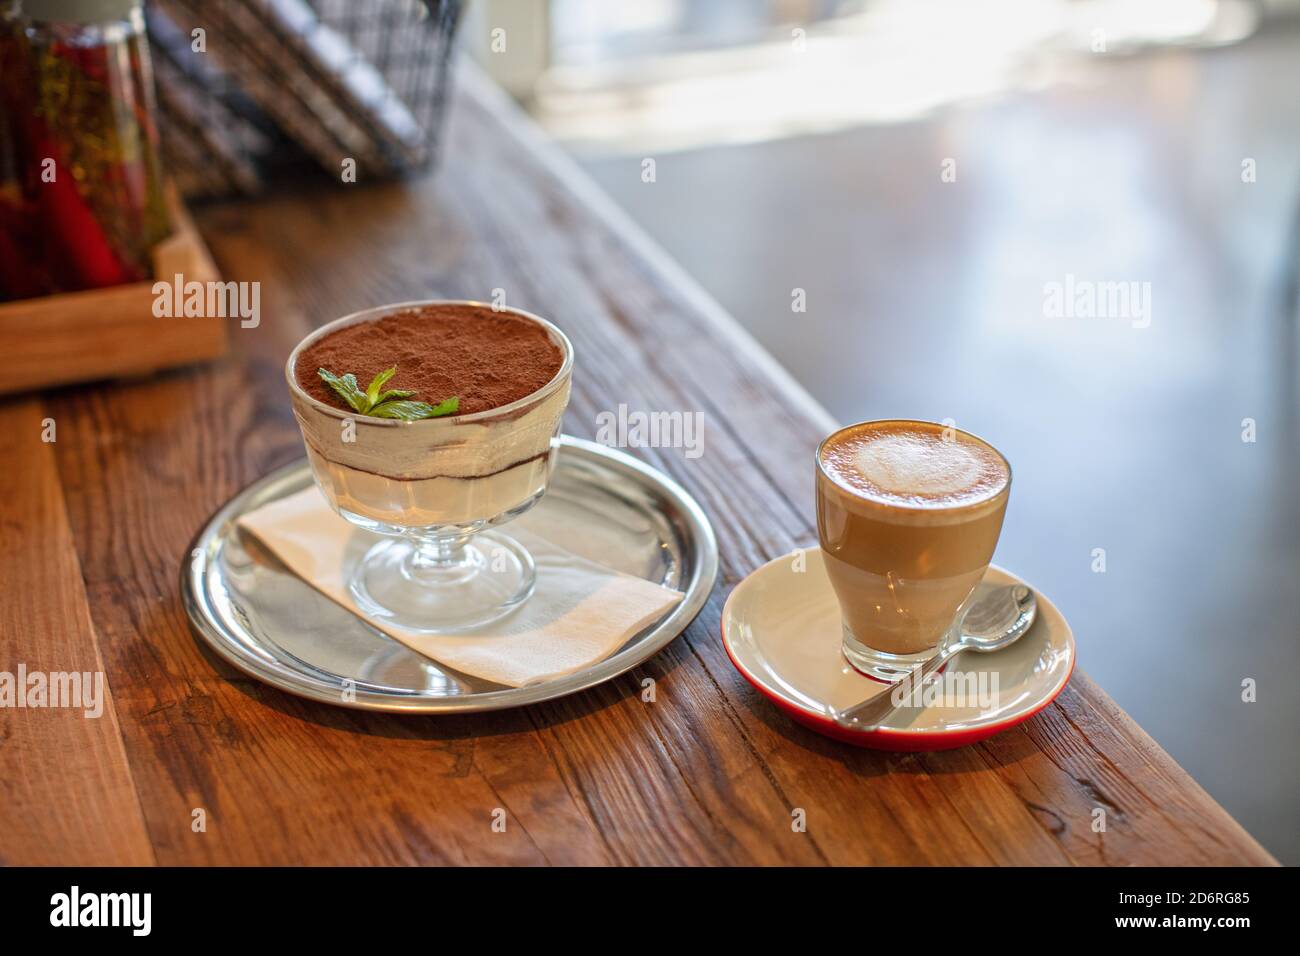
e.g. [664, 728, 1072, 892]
[305, 443, 556, 528]
[291, 379, 569, 526]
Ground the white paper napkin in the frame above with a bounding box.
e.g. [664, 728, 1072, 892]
[237, 487, 683, 687]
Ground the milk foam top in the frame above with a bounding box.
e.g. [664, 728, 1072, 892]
[819, 420, 1009, 510]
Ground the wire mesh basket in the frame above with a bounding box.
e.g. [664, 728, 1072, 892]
[146, 0, 463, 200]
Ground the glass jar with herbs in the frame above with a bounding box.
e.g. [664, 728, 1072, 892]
[0, 0, 169, 301]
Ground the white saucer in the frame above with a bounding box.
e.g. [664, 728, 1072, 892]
[721, 549, 1075, 750]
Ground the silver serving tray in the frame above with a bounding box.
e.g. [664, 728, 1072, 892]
[182, 437, 717, 712]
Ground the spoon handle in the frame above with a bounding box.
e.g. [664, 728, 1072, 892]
[834, 642, 965, 730]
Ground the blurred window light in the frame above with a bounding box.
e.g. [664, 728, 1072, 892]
[534, 0, 1265, 155]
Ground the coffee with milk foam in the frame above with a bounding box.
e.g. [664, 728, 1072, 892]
[821, 424, 1008, 510]
[817, 421, 1010, 669]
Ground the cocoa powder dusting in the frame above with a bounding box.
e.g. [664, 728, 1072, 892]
[295, 304, 564, 416]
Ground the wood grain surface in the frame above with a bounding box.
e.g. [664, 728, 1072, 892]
[0, 63, 1276, 866]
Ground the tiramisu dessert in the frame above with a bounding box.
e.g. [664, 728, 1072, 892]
[288, 301, 571, 531]
[285, 300, 573, 631]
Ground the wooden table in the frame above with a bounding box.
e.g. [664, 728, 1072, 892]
[1, 65, 1276, 866]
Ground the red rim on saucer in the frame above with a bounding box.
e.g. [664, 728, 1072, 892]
[721, 550, 1075, 751]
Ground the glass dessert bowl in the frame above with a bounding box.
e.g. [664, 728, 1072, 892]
[286, 300, 573, 632]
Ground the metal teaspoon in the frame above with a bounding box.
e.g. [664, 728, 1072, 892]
[831, 583, 1038, 732]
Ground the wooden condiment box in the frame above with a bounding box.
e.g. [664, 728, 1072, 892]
[0, 191, 227, 396]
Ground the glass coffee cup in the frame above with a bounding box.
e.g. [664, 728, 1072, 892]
[815, 419, 1011, 681]
[286, 300, 573, 633]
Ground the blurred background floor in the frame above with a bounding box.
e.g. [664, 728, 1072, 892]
[470, 0, 1300, 862]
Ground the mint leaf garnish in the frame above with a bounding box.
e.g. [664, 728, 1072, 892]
[369, 396, 460, 420]
[317, 366, 458, 421]
[365, 366, 396, 407]
[318, 368, 368, 413]
[423, 396, 460, 417]
[369, 400, 437, 420]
